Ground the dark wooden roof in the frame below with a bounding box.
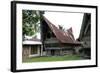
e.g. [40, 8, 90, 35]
[43, 16, 81, 45]
[78, 13, 91, 40]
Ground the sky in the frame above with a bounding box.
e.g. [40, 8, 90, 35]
[29, 11, 84, 40]
[44, 11, 84, 40]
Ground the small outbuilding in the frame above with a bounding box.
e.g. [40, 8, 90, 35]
[22, 38, 42, 60]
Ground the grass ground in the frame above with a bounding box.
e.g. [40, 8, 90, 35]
[23, 55, 83, 63]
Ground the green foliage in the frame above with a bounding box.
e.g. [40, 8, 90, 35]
[22, 10, 40, 36]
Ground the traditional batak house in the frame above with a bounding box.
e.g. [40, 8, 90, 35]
[41, 16, 81, 56]
[77, 13, 91, 59]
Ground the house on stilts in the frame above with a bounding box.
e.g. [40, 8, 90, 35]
[41, 16, 81, 56]
[77, 13, 91, 59]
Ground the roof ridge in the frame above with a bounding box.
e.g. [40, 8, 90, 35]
[43, 16, 79, 44]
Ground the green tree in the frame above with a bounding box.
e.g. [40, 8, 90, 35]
[22, 10, 40, 38]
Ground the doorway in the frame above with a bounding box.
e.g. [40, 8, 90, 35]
[51, 50, 55, 56]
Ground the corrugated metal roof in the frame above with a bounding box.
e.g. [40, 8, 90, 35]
[43, 16, 81, 45]
[23, 38, 42, 45]
[23, 40, 42, 45]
